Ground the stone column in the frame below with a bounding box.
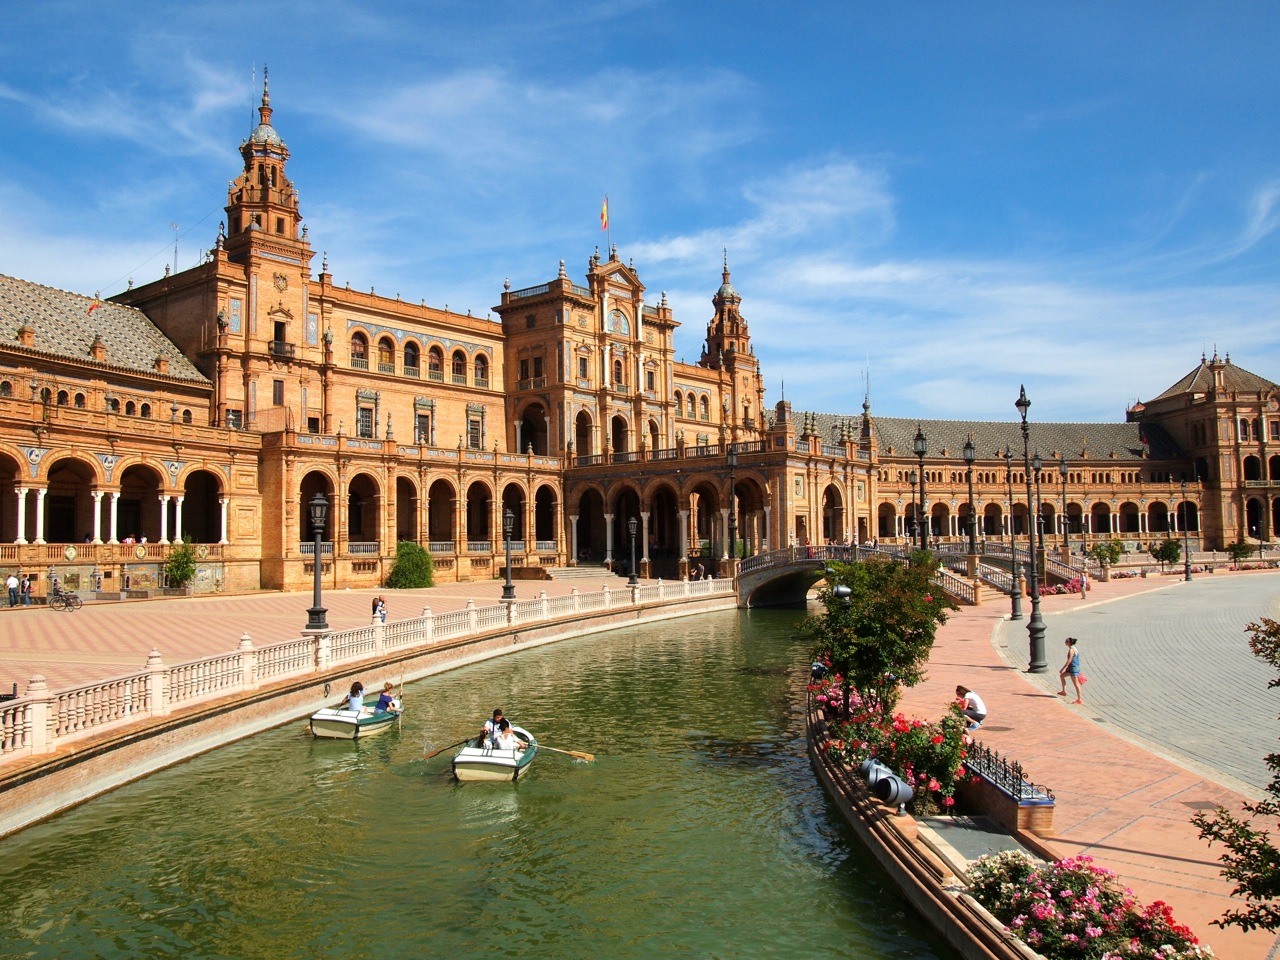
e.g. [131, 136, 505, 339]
[110, 491, 121, 544]
[603, 512, 614, 566]
[91, 491, 104, 544]
[569, 514, 579, 566]
[640, 509, 651, 578]
[174, 496, 185, 542]
[14, 487, 27, 544]
[219, 497, 229, 544]
[33, 488, 46, 544]
[159, 494, 171, 544]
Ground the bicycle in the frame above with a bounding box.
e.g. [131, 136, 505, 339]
[48, 591, 83, 612]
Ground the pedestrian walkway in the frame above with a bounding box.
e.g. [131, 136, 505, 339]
[0, 575, 627, 692]
[898, 571, 1280, 960]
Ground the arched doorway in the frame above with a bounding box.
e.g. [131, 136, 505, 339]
[574, 488, 606, 562]
[299, 470, 335, 544]
[466, 481, 493, 546]
[821, 484, 844, 543]
[396, 476, 418, 542]
[182, 469, 223, 543]
[983, 503, 1003, 540]
[533, 485, 558, 548]
[647, 483, 681, 577]
[611, 415, 629, 455]
[118, 463, 164, 543]
[1090, 503, 1112, 535]
[575, 411, 593, 458]
[347, 473, 381, 547]
[877, 503, 896, 540]
[427, 479, 456, 547]
[688, 481, 721, 558]
[502, 483, 526, 543]
[519, 404, 549, 455]
[45, 457, 98, 543]
[612, 486, 642, 575]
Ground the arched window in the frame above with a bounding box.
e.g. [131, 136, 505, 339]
[427, 346, 444, 381]
[182, 410, 193, 424]
[57, 390, 69, 406]
[74, 393, 86, 408]
[350, 333, 369, 370]
[0, 381, 10, 398]
[700, 396, 710, 421]
[686, 395, 696, 418]
[125, 400, 137, 416]
[674, 390, 683, 415]
[106, 395, 119, 412]
[613, 359, 624, 386]
[403, 341, 421, 377]
[474, 354, 490, 387]
[451, 351, 467, 384]
[140, 403, 152, 419]
[377, 337, 395, 373]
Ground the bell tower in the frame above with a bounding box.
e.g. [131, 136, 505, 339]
[699, 251, 764, 438]
[224, 68, 305, 254]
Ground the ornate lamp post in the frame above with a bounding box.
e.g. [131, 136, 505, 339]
[913, 425, 928, 551]
[1059, 453, 1070, 553]
[502, 508, 516, 601]
[726, 442, 739, 570]
[1004, 445, 1022, 620]
[628, 516, 639, 586]
[908, 470, 918, 545]
[1181, 478, 1193, 582]
[1016, 386, 1047, 672]
[305, 492, 329, 632]
[963, 434, 977, 554]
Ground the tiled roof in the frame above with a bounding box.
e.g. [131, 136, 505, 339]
[1151, 357, 1278, 402]
[803, 411, 1181, 463]
[0, 275, 207, 383]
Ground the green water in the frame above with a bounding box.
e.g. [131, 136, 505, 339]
[0, 609, 947, 959]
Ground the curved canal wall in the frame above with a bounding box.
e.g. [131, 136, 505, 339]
[0, 582, 736, 839]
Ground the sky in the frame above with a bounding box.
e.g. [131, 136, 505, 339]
[1, 1, 1278, 424]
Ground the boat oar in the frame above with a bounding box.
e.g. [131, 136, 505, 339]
[540, 745, 595, 762]
[424, 736, 472, 760]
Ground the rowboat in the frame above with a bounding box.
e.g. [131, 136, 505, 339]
[309, 695, 403, 740]
[452, 725, 538, 781]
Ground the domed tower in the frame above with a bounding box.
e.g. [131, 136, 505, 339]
[700, 251, 764, 437]
[224, 68, 305, 253]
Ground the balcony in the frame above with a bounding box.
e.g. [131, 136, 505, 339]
[351, 357, 369, 370]
[269, 340, 296, 360]
[404, 365, 420, 379]
[427, 369, 444, 382]
[518, 376, 548, 391]
[377, 361, 395, 374]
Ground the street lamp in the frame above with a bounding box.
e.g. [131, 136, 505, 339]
[502, 508, 516, 601]
[726, 442, 739, 569]
[305, 492, 329, 632]
[1016, 386, 1047, 672]
[1059, 454, 1070, 553]
[913, 425, 928, 551]
[628, 516, 639, 586]
[1181, 478, 1193, 582]
[963, 434, 977, 554]
[908, 470, 918, 545]
[1004, 445, 1022, 621]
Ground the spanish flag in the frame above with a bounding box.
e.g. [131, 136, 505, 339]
[87, 293, 103, 315]
[600, 196, 609, 231]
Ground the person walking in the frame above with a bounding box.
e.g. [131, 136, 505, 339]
[5, 573, 17, 607]
[1058, 637, 1084, 703]
[1080, 568, 1089, 598]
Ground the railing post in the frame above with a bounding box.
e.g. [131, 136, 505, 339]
[571, 587, 579, 613]
[238, 633, 257, 690]
[421, 606, 434, 644]
[601, 584, 611, 609]
[146, 650, 169, 718]
[508, 598, 518, 626]
[631, 582, 640, 605]
[539, 590, 549, 620]
[25, 675, 50, 755]
[466, 598, 478, 634]
[314, 632, 331, 673]
[372, 619, 386, 655]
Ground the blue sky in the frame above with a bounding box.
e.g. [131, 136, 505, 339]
[2, 2, 1278, 423]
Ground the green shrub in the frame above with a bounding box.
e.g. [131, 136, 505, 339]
[386, 541, 434, 589]
[164, 541, 197, 587]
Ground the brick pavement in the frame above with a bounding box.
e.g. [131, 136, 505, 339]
[899, 570, 1280, 960]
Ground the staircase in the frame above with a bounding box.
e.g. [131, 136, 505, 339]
[545, 563, 625, 581]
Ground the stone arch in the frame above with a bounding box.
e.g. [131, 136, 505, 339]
[610, 414, 629, 454]
[688, 479, 721, 558]
[648, 418, 660, 451]
[1090, 502, 1113, 535]
[1148, 501, 1171, 534]
[427, 478, 456, 545]
[519, 401, 549, 455]
[465, 479, 492, 544]
[299, 470, 336, 544]
[533, 484, 558, 545]
[574, 486, 606, 562]
[1117, 501, 1140, 534]
[983, 502, 1003, 538]
[117, 461, 167, 543]
[376, 335, 396, 373]
[396, 475, 419, 542]
[180, 468, 224, 544]
[877, 501, 897, 539]
[403, 339, 421, 376]
[502, 482, 526, 542]
[1247, 496, 1264, 539]
[733, 474, 768, 555]
[1244, 455, 1263, 481]
[0, 450, 24, 542]
[612, 484, 643, 574]
[346, 472, 382, 544]
[574, 410, 593, 456]
[644, 481, 681, 574]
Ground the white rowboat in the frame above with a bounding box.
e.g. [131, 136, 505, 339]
[452, 726, 538, 781]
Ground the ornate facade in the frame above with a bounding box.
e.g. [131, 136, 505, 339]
[0, 83, 1275, 597]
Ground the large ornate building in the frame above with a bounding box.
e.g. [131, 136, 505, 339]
[0, 83, 1274, 597]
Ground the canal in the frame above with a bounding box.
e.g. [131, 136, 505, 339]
[1, 608, 949, 959]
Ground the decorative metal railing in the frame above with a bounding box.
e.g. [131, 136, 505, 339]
[963, 741, 1054, 803]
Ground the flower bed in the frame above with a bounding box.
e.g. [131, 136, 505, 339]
[812, 674, 967, 816]
[966, 850, 1213, 959]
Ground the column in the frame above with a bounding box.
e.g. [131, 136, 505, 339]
[174, 496, 185, 542]
[569, 514, 579, 566]
[763, 504, 771, 551]
[678, 509, 689, 561]
[110, 492, 121, 544]
[218, 497, 229, 544]
[514, 420, 522, 453]
[603, 512, 614, 565]
[33, 488, 46, 544]
[719, 508, 729, 560]
[14, 487, 27, 544]
[91, 491, 104, 544]
[159, 494, 171, 544]
[640, 511, 650, 562]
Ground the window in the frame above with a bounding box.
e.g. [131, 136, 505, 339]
[74, 393, 86, 408]
[415, 413, 432, 446]
[106, 396, 119, 412]
[577, 356, 588, 380]
[467, 416, 483, 449]
[687, 395, 696, 418]
[520, 359, 530, 381]
[475, 354, 489, 387]
[700, 396, 710, 421]
[0, 381, 10, 397]
[307, 416, 320, 434]
[613, 359, 624, 386]
[357, 407, 374, 438]
[646, 369, 656, 392]
[452, 351, 467, 385]
[272, 380, 285, 406]
[140, 403, 152, 419]
[350, 333, 369, 370]
[533, 356, 543, 379]
[226, 409, 243, 429]
[674, 390, 683, 414]
[182, 410, 193, 424]
[427, 346, 444, 381]
[1272, 421, 1280, 441]
[377, 337, 395, 374]
[57, 390, 69, 406]
[404, 342, 420, 377]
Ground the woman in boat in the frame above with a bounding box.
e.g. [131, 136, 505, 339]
[346, 681, 365, 712]
[375, 682, 400, 714]
[492, 718, 526, 752]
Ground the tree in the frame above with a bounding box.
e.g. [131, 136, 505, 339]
[1149, 538, 1181, 572]
[386, 541, 434, 589]
[164, 541, 197, 588]
[1087, 538, 1124, 568]
[1193, 616, 1280, 931]
[1227, 541, 1256, 569]
[801, 555, 956, 719]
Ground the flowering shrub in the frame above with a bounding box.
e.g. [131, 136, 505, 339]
[967, 851, 1213, 959]
[822, 701, 968, 816]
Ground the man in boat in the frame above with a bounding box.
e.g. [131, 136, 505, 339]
[493, 719, 527, 751]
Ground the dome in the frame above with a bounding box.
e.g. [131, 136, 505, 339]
[247, 122, 285, 148]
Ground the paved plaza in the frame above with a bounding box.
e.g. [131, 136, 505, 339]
[4, 569, 1280, 957]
